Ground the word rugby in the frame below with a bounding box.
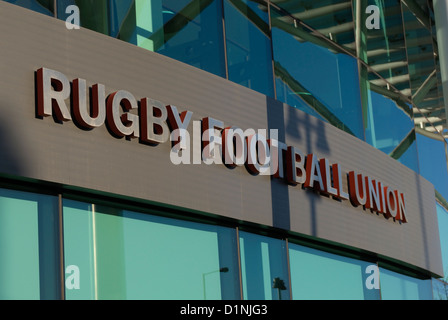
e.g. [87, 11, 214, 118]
[35, 67, 407, 223]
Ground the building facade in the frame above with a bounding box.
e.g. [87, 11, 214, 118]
[1, 0, 448, 300]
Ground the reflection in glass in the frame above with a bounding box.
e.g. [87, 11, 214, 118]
[432, 278, 448, 300]
[0, 189, 59, 300]
[379, 267, 433, 300]
[4, 0, 54, 16]
[117, 0, 226, 77]
[56, 0, 226, 77]
[401, 1, 446, 138]
[63, 199, 240, 300]
[271, 6, 364, 140]
[416, 132, 448, 201]
[288, 243, 380, 300]
[239, 232, 290, 300]
[272, 0, 356, 53]
[360, 66, 419, 172]
[224, 0, 274, 97]
[355, 0, 411, 95]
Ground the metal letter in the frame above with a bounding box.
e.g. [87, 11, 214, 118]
[222, 126, 246, 167]
[246, 133, 271, 175]
[332, 163, 349, 200]
[166, 105, 193, 152]
[202, 117, 223, 165]
[139, 98, 169, 144]
[348, 171, 367, 206]
[286, 146, 306, 185]
[36, 67, 71, 122]
[304, 154, 324, 191]
[319, 158, 338, 197]
[106, 90, 139, 138]
[72, 79, 106, 128]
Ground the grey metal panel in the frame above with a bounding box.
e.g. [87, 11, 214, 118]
[0, 2, 443, 276]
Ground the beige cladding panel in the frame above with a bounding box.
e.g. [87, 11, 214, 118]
[0, 2, 443, 276]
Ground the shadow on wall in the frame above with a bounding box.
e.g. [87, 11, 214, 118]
[266, 96, 330, 235]
[0, 112, 63, 300]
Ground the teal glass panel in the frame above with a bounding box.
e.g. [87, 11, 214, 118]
[288, 243, 380, 300]
[63, 200, 96, 300]
[0, 188, 59, 300]
[271, 6, 365, 140]
[63, 199, 240, 300]
[436, 203, 448, 281]
[379, 268, 433, 300]
[4, 0, 54, 16]
[224, 0, 274, 97]
[239, 232, 290, 300]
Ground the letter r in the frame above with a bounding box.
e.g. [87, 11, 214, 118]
[36, 68, 71, 122]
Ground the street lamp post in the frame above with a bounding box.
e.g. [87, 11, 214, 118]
[202, 267, 229, 300]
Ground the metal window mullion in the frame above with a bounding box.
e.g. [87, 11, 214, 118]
[267, 0, 277, 100]
[58, 193, 66, 300]
[235, 227, 244, 300]
[285, 238, 292, 300]
[221, 0, 230, 80]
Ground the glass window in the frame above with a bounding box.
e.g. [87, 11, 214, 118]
[224, 0, 274, 97]
[57, 0, 109, 34]
[57, 0, 226, 77]
[271, 5, 365, 140]
[63, 199, 240, 300]
[4, 0, 54, 16]
[288, 243, 380, 300]
[117, 0, 226, 77]
[272, 0, 356, 54]
[436, 203, 448, 282]
[239, 231, 290, 300]
[432, 278, 448, 300]
[0, 188, 60, 300]
[355, 0, 410, 93]
[416, 133, 448, 201]
[360, 66, 419, 172]
[379, 267, 433, 300]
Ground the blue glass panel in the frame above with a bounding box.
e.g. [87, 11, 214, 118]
[379, 268, 433, 300]
[224, 0, 274, 97]
[239, 232, 290, 300]
[362, 68, 419, 172]
[4, 0, 54, 16]
[416, 133, 448, 201]
[271, 7, 364, 140]
[111, 0, 226, 78]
